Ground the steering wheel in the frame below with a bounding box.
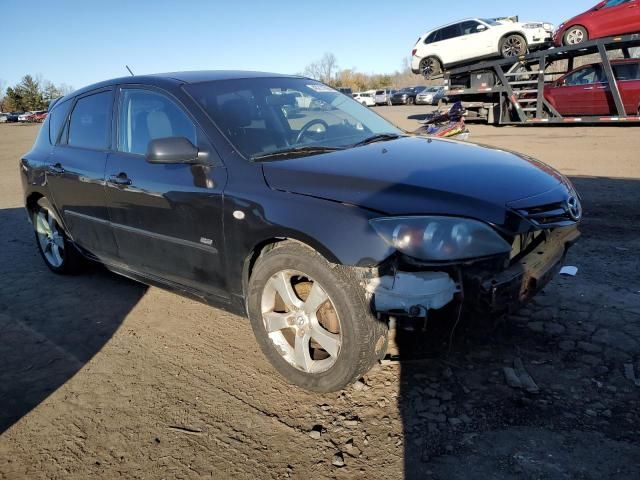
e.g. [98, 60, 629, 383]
[294, 119, 329, 144]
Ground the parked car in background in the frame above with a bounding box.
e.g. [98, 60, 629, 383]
[553, 0, 640, 46]
[374, 89, 397, 106]
[416, 86, 446, 105]
[353, 92, 376, 106]
[18, 112, 36, 122]
[412, 17, 554, 78]
[338, 87, 353, 96]
[28, 110, 48, 122]
[20, 70, 581, 392]
[544, 58, 640, 115]
[33, 111, 49, 122]
[6, 112, 24, 122]
[390, 87, 425, 105]
[0, 113, 7, 123]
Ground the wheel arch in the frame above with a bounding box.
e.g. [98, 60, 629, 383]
[419, 55, 444, 69]
[562, 24, 588, 44]
[241, 236, 340, 308]
[25, 193, 68, 233]
[499, 31, 528, 46]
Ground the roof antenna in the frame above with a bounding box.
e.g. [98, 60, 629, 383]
[125, 65, 135, 76]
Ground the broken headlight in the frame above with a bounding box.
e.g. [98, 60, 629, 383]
[370, 216, 511, 261]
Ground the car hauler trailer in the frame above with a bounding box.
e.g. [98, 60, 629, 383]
[438, 34, 640, 125]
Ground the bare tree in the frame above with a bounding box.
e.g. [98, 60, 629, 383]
[303, 53, 339, 84]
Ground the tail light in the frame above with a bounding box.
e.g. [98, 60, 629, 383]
[411, 49, 417, 57]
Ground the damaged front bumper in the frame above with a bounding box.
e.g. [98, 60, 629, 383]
[365, 226, 580, 317]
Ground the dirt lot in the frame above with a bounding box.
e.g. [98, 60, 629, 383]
[1, 111, 639, 480]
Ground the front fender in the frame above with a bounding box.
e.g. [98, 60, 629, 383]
[224, 190, 395, 296]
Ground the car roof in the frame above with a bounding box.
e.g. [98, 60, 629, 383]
[422, 18, 482, 36]
[64, 70, 305, 101]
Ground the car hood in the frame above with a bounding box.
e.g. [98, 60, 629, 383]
[262, 136, 568, 228]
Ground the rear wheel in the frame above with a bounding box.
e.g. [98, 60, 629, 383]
[420, 57, 442, 80]
[500, 34, 527, 58]
[32, 203, 84, 274]
[563, 26, 588, 46]
[247, 242, 388, 392]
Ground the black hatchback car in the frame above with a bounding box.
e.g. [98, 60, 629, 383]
[21, 71, 581, 392]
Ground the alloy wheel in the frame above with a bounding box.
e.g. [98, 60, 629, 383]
[421, 58, 439, 78]
[565, 28, 585, 45]
[502, 35, 525, 57]
[35, 209, 65, 268]
[261, 270, 342, 374]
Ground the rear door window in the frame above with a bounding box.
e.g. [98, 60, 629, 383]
[439, 24, 461, 41]
[613, 63, 640, 80]
[67, 91, 112, 150]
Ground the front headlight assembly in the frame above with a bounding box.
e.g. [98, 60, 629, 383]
[370, 216, 511, 262]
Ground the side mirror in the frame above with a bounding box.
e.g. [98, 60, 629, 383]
[476, 25, 487, 32]
[146, 137, 199, 164]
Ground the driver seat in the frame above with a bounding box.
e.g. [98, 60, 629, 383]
[219, 99, 284, 156]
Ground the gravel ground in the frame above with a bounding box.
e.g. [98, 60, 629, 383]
[1, 114, 639, 479]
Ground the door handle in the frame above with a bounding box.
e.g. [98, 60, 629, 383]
[108, 173, 132, 186]
[583, 87, 594, 90]
[48, 163, 65, 175]
[597, 86, 608, 89]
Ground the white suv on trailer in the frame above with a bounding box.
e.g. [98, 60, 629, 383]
[411, 18, 554, 78]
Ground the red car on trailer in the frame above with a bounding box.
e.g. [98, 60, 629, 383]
[544, 59, 640, 116]
[554, 0, 640, 46]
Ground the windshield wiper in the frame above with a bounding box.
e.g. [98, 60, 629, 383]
[351, 133, 404, 147]
[252, 146, 344, 161]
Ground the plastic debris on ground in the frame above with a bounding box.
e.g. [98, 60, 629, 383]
[560, 266, 579, 276]
[414, 101, 470, 140]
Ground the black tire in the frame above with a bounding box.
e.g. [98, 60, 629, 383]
[406, 96, 415, 105]
[500, 34, 528, 58]
[420, 57, 442, 80]
[32, 202, 84, 274]
[247, 241, 388, 392]
[563, 26, 588, 46]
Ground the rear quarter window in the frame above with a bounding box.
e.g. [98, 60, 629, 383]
[48, 100, 72, 144]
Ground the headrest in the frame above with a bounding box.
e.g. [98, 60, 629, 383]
[220, 99, 252, 128]
[146, 110, 173, 138]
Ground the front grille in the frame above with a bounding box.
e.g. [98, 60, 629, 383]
[516, 202, 575, 228]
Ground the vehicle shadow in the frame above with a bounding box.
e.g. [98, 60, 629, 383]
[0, 207, 147, 433]
[374, 174, 640, 479]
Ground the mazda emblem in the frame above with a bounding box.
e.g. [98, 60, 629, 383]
[567, 196, 582, 221]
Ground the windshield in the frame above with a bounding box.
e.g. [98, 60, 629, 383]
[185, 77, 401, 159]
[481, 18, 500, 26]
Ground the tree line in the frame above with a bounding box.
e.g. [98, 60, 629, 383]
[302, 53, 437, 92]
[0, 75, 73, 112]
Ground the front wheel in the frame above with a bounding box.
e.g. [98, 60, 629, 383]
[406, 96, 415, 105]
[500, 34, 527, 58]
[563, 26, 588, 46]
[247, 242, 388, 392]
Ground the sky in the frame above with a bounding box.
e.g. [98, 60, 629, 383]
[1, 0, 598, 91]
